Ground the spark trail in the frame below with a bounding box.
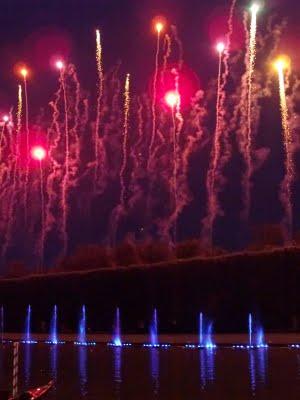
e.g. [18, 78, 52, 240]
[203, 43, 225, 248]
[21, 69, 30, 226]
[120, 73, 130, 208]
[244, 3, 260, 220]
[275, 58, 293, 241]
[2, 86, 22, 260]
[94, 29, 104, 185]
[31, 146, 46, 272]
[149, 22, 163, 168]
[59, 63, 70, 256]
[39, 161, 45, 271]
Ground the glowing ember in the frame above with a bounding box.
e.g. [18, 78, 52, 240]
[165, 91, 180, 108]
[55, 60, 65, 70]
[20, 68, 28, 78]
[216, 42, 225, 54]
[31, 146, 46, 161]
[155, 22, 164, 33]
[250, 3, 260, 14]
[274, 56, 290, 72]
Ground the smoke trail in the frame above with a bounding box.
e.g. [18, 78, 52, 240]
[244, 4, 259, 221]
[23, 75, 30, 227]
[45, 83, 63, 256]
[202, 48, 224, 248]
[171, 25, 184, 69]
[94, 29, 104, 184]
[172, 69, 183, 243]
[276, 62, 293, 242]
[38, 160, 45, 271]
[161, 34, 172, 85]
[60, 66, 70, 256]
[2, 86, 22, 260]
[120, 73, 130, 208]
[149, 27, 162, 168]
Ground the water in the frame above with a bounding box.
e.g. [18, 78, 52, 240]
[198, 313, 215, 348]
[78, 305, 87, 344]
[113, 308, 122, 346]
[249, 313, 253, 346]
[0, 344, 300, 399]
[24, 305, 31, 342]
[248, 314, 266, 347]
[49, 305, 58, 344]
[150, 309, 158, 346]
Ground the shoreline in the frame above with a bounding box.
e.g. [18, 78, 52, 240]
[2, 333, 300, 346]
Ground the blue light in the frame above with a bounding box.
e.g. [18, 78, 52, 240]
[74, 341, 96, 346]
[20, 340, 37, 344]
[45, 340, 65, 345]
[107, 342, 132, 347]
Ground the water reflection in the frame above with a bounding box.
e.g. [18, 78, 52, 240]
[50, 345, 58, 381]
[78, 346, 88, 397]
[248, 348, 268, 395]
[199, 348, 216, 389]
[113, 346, 122, 399]
[24, 343, 31, 388]
[150, 348, 159, 397]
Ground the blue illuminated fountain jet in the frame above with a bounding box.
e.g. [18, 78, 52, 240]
[199, 313, 216, 348]
[185, 313, 216, 349]
[150, 309, 158, 347]
[25, 305, 31, 342]
[113, 307, 122, 346]
[22, 305, 36, 344]
[50, 305, 58, 344]
[234, 314, 267, 349]
[74, 305, 95, 346]
[248, 314, 267, 348]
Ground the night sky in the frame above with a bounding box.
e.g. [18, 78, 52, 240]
[0, 0, 300, 265]
[0, 0, 298, 106]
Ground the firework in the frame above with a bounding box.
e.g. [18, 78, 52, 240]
[31, 146, 46, 271]
[20, 67, 30, 226]
[94, 29, 104, 184]
[244, 3, 260, 220]
[274, 57, 293, 241]
[203, 42, 225, 248]
[149, 20, 164, 167]
[120, 73, 130, 207]
[56, 60, 70, 256]
[165, 88, 180, 243]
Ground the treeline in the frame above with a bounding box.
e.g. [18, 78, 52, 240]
[4, 223, 297, 278]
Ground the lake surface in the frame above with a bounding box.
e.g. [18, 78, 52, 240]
[1, 343, 300, 399]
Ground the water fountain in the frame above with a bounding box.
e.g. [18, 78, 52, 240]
[233, 314, 268, 349]
[150, 309, 158, 346]
[46, 305, 65, 345]
[108, 307, 131, 347]
[186, 313, 216, 349]
[74, 305, 96, 346]
[22, 305, 37, 344]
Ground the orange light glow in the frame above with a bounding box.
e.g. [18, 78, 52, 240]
[155, 22, 164, 33]
[31, 146, 46, 161]
[165, 91, 180, 108]
[273, 56, 290, 72]
[20, 68, 28, 78]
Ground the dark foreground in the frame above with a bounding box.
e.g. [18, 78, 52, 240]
[1, 246, 300, 333]
[1, 343, 300, 399]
